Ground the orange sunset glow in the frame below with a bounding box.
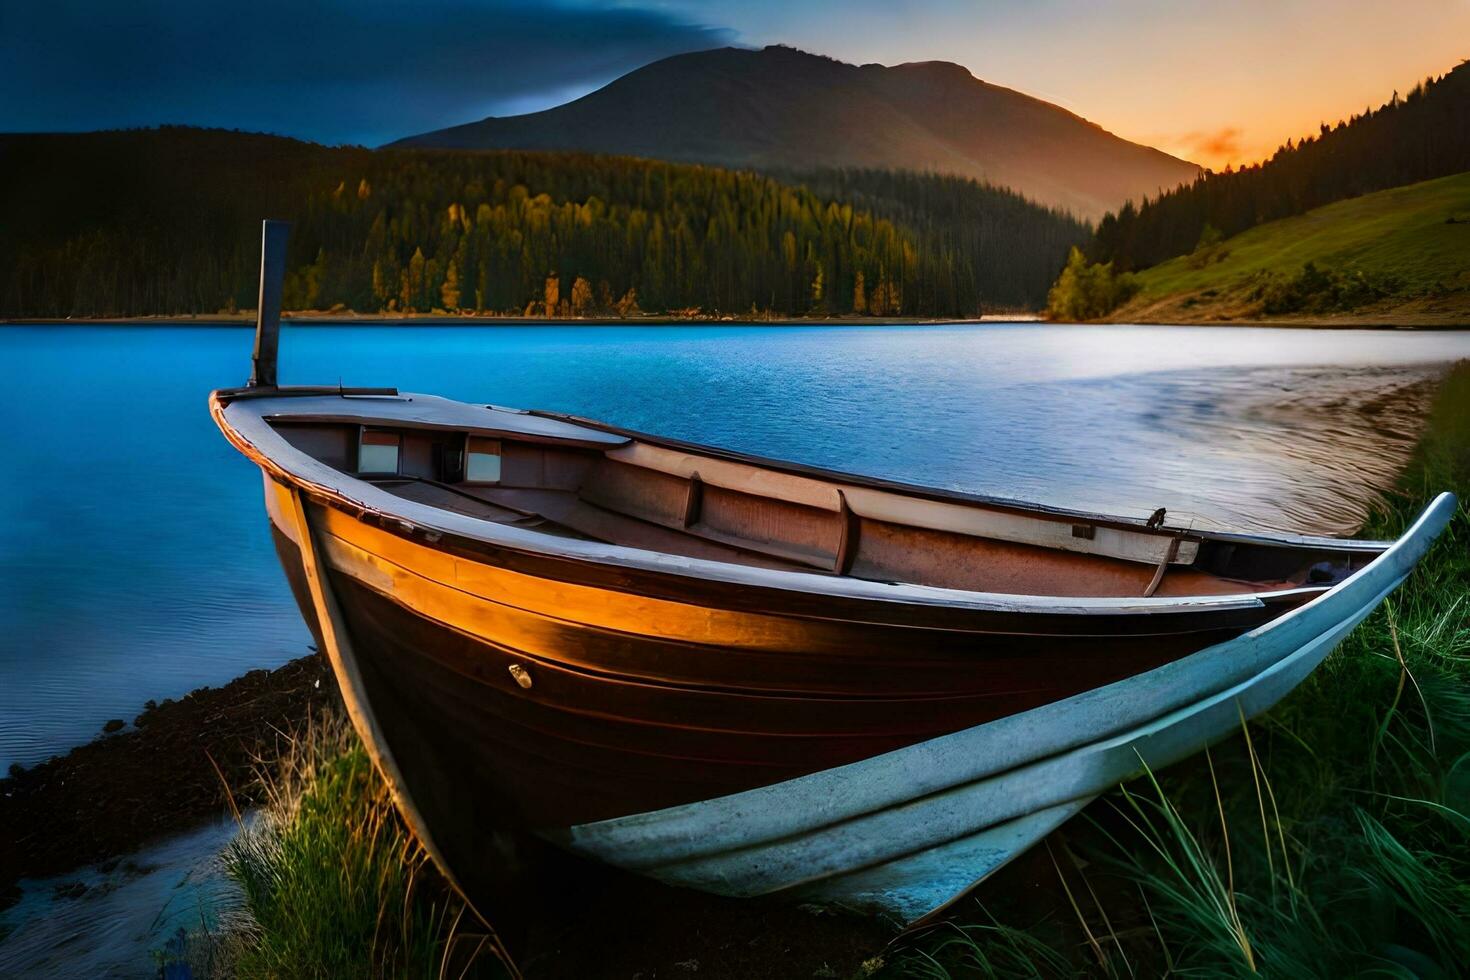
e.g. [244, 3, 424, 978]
[714, 0, 1470, 171]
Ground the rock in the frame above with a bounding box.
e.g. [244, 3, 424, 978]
[7, 763, 24, 779]
[53, 881, 87, 899]
[102, 719, 125, 734]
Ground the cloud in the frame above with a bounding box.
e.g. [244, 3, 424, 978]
[0, 0, 736, 146]
[1177, 126, 1246, 164]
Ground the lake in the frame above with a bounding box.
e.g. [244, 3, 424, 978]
[4, 322, 1470, 771]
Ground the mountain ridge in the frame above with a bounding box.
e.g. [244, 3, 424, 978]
[392, 45, 1200, 219]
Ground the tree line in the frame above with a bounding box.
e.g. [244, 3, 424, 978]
[0, 127, 1089, 319]
[786, 168, 1088, 313]
[1088, 59, 1470, 271]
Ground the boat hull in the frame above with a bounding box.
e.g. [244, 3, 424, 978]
[553, 492, 1456, 921]
[258, 467, 1452, 922]
[258, 453, 1456, 921]
[265, 478, 1261, 826]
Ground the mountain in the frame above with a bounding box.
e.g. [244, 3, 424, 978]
[391, 46, 1200, 220]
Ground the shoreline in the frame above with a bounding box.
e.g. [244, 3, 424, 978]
[5, 312, 1467, 329]
[0, 656, 895, 977]
[2, 313, 1039, 327]
[0, 656, 337, 898]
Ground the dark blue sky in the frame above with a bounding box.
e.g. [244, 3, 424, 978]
[0, 0, 735, 146]
[2, 1, 1463, 164]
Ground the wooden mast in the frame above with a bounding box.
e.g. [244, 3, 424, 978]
[249, 219, 291, 389]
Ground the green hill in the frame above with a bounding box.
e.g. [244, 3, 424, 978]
[1087, 59, 1470, 272]
[1109, 171, 1470, 324]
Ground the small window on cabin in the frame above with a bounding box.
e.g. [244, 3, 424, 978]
[358, 429, 401, 475]
[464, 437, 502, 483]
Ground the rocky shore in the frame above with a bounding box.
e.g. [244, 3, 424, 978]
[0, 655, 337, 900]
[0, 655, 894, 977]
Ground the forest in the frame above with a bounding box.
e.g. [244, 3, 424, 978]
[0, 128, 1088, 319]
[1087, 59, 1470, 271]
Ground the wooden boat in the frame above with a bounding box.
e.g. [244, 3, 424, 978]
[212, 223, 1455, 927]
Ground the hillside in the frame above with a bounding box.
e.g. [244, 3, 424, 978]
[392, 45, 1200, 220]
[1105, 171, 1470, 324]
[0, 127, 1088, 318]
[1090, 59, 1470, 272]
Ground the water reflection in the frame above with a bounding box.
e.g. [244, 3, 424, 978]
[0, 817, 241, 978]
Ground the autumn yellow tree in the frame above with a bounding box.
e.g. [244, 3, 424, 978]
[570, 276, 593, 316]
[616, 287, 641, 318]
[402, 247, 426, 312]
[440, 260, 461, 310]
[1046, 247, 1139, 321]
[868, 275, 901, 316]
[371, 260, 390, 308]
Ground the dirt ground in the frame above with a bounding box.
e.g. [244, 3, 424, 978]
[0, 655, 338, 898]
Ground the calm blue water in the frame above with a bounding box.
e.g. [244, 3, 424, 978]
[3, 322, 1470, 770]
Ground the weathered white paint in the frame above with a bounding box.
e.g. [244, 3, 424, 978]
[259, 392, 629, 445]
[550, 493, 1455, 920]
[842, 484, 1199, 565]
[795, 799, 1092, 922]
[607, 441, 846, 512]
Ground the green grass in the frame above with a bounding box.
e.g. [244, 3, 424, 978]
[218, 711, 509, 979]
[888, 360, 1470, 978]
[1124, 171, 1470, 313]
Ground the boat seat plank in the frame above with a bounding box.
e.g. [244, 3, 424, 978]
[467, 487, 820, 573]
[374, 480, 600, 542]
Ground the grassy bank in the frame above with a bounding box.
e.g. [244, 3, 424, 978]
[211, 711, 507, 978]
[1101, 171, 1470, 325]
[891, 360, 1470, 977]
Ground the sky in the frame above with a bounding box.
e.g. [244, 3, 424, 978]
[2, 0, 1467, 168]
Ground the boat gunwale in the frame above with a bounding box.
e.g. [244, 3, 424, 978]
[219, 387, 1393, 552]
[210, 389, 1369, 618]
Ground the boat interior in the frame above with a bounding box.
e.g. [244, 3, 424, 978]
[265, 410, 1376, 600]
